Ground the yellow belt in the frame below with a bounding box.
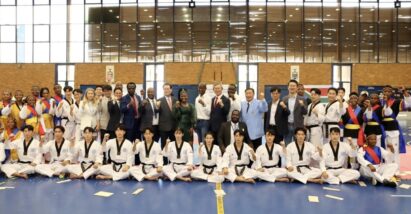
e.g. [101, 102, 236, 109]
[345, 124, 360, 129]
[383, 118, 394, 122]
[367, 122, 379, 126]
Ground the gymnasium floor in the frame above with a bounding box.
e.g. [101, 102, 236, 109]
[1, 114, 411, 214]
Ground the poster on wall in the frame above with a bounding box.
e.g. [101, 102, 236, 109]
[290, 65, 299, 81]
[106, 65, 115, 84]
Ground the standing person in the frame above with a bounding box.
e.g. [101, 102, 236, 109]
[78, 88, 100, 139]
[227, 84, 241, 121]
[264, 87, 289, 143]
[221, 129, 257, 183]
[140, 87, 160, 142]
[1, 125, 42, 179]
[240, 88, 268, 150]
[321, 127, 360, 185]
[72, 89, 83, 142]
[304, 88, 325, 148]
[173, 89, 196, 145]
[363, 93, 385, 147]
[191, 132, 224, 183]
[31, 85, 41, 100]
[56, 86, 76, 141]
[157, 83, 177, 149]
[254, 130, 289, 183]
[0, 90, 12, 128]
[53, 84, 63, 126]
[120, 82, 143, 142]
[209, 82, 230, 144]
[37, 87, 56, 143]
[341, 92, 365, 147]
[19, 95, 43, 138]
[195, 83, 211, 144]
[286, 128, 323, 184]
[1, 90, 24, 129]
[162, 128, 194, 182]
[381, 85, 411, 168]
[282, 80, 307, 144]
[99, 85, 112, 140]
[323, 88, 345, 144]
[107, 87, 123, 139]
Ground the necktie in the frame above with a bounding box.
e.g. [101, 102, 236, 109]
[246, 102, 250, 113]
[167, 97, 172, 110]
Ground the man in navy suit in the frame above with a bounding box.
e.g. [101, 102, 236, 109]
[209, 83, 230, 145]
[120, 82, 143, 142]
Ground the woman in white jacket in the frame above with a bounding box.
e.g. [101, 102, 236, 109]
[78, 88, 100, 140]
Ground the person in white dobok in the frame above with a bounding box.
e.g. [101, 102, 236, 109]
[162, 128, 193, 182]
[2, 125, 42, 179]
[96, 124, 133, 181]
[358, 134, 398, 187]
[191, 132, 224, 183]
[321, 127, 360, 185]
[222, 129, 257, 183]
[323, 88, 345, 144]
[56, 86, 76, 141]
[66, 127, 103, 179]
[130, 127, 164, 182]
[286, 127, 323, 184]
[254, 129, 289, 183]
[35, 126, 71, 178]
[0, 138, 5, 169]
[304, 88, 325, 148]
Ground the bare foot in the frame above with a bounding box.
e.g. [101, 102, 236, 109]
[346, 180, 358, 184]
[276, 178, 290, 183]
[245, 178, 256, 184]
[69, 173, 82, 179]
[308, 178, 323, 184]
[96, 175, 111, 180]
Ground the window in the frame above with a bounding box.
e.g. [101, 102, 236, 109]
[332, 64, 352, 101]
[238, 64, 258, 99]
[145, 64, 164, 98]
[56, 64, 75, 88]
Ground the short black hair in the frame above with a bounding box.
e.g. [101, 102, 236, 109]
[329, 127, 340, 134]
[337, 87, 346, 93]
[270, 87, 281, 93]
[115, 124, 127, 131]
[63, 86, 73, 92]
[73, 88, 83, 94]
[310, 88, 321, 95]
[143, 127, 154, 134]
[234, 129, 245, 137]
[288, 79, 299, 86]
[245, 88, 255, 94]
[83, 127, 95, 133]
[102, 85, 112, 91]
[54, 125, 65, 133]
[113, 87, 123, 92]
[22, 125, 34, 131]
[265, 129, 276, 136]
[328, 87, 338, 94]
[294, 127, 307, 135]
[40, 87, 50, 97]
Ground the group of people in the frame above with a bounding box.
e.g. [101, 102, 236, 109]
[0, 80, 409, 187]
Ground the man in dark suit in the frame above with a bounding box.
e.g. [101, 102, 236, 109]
[157, 83, 177, 150]
[210, 83, 230, 145]
[218, 110, 251, 152]
[107, 87, 123, 139]
[282, 80, 308, 144]
[120, 82, 143, 142]
[140, 87, 160, 142]
[264, 87, 290, 144]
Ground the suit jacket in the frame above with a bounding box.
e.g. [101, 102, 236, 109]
[158, 96, 177, 132]
[282, 95, 307, 129]
[107, 100, 122, 132]
[264, 100, 290, 136]
[99, 97, 110, 130]
[140, 98, 159, 131]
[218, 121, 251, 151]
[209, 95, 230, 133]
[120, 93, 143, 130]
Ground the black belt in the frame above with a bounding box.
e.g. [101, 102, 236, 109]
[296, 165, 311, 173]
[112, 160, 126, 172]
[323, 122, 339, 138]
[18, 160, 32, 164]
[306, 125, 319, 131]
[203, 164, 217, 175]
[141, 162, 156, 174]
[235, 164, 247, 176]
[172, 162, 187, 173]
[263, 164, 279, 169]
[81, 161, 94, 172]
[61, 117, 69, 120]
[327, 166, 343, 170]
